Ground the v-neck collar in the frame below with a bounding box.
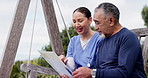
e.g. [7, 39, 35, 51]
[78, 32, 98, 51]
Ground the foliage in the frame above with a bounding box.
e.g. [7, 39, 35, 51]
[142, 5, 148, 27]
[42, 44, 52, 51]
[42, 26, 78, 54]
[10, 61, 26, 78]
[37, 74, 58, 78]
[30, 57, 51, 67]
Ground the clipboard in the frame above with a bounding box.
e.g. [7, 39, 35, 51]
[39, 51, 72, 77]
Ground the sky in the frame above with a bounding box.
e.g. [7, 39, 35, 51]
[0, 0, 148, 62]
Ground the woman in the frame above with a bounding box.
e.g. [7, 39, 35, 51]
[59, 7, 102, 74]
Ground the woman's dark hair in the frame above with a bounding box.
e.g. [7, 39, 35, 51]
[73, 7, 91, 19]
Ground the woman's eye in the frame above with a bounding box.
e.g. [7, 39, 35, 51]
[78, 20, 83, 23]
[73, 20, 76, 23]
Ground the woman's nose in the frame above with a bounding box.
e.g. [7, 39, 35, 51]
[76, 22, 79, 25]
[75, 22, 80, 27]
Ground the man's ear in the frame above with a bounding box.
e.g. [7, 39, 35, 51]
[109, 17, 115, 26]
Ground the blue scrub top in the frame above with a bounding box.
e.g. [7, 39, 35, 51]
[66, 32, 102, 69]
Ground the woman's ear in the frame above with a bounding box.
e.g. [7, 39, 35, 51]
[89, 17, 92, 23]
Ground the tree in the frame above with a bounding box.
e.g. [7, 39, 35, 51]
[142, 5, 148, 27]
[42, 26, 77, 54]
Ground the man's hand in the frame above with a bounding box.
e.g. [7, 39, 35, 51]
[72, 67, 92, 78]
[59, 55, 68, 64]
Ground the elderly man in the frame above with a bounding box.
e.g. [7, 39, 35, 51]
[71, 2, 146, 78]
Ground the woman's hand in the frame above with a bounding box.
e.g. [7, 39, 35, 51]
[59, 55, 68, 64]
[60, 74, 70, 78]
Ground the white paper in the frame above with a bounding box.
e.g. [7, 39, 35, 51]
[39, 51, 72, 77]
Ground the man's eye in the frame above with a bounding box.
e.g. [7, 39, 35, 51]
[95, 22, 99, 24]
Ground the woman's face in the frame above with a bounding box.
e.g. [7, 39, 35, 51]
[72, 11, 92, 35]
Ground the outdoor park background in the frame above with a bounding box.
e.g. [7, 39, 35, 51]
[0, 0, 148, 77]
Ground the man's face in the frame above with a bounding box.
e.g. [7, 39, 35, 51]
[93, 9, 111, 38]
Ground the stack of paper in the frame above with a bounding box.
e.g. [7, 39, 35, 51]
[39, 51, 72, 77]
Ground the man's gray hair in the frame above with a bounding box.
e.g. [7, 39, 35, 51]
[95, 2, 120, 21]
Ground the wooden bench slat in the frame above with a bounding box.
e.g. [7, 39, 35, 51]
[20, 63, 58, 75]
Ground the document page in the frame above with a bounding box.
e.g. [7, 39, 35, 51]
[39, 51, 72, 77]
